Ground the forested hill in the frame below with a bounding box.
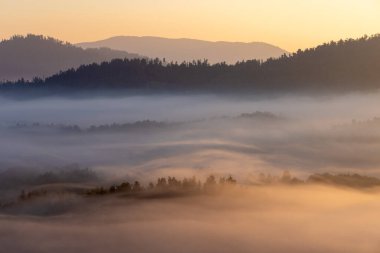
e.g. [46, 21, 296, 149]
[0, 34, 142, 82]
[77, 36, 287, 64]
[2, 35, 380, 94]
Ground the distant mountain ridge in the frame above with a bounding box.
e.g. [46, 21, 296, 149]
[0, 34, 142, 81]
[3, 34, 380, 96]
[77, 36, 287, 64]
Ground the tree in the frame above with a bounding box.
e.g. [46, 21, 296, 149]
[132, 181, 142, 192]
[119, 182, 132, 192]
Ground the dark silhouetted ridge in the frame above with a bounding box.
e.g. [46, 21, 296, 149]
[0, 34, 142, 81]
[2, 34, 380, 94]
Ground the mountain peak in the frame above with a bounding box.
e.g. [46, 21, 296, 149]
[77, 36, 287, 64]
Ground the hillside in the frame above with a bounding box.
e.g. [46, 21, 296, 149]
[77, 36, 287, 64]
[0, 34, 142, 81]
[3, 34, 380, 94]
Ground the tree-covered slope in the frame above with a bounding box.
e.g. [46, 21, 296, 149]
[0, 34, 142, 81]
[3, 35, 380, 94]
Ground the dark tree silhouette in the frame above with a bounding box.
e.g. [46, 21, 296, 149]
[2, 34, 380, 94]
[0, 34, 141, 82]
[132, 181, 142, 192]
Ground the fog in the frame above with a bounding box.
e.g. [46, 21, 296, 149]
[1, 92, 380, 175]
[2, 91, 380, 252]
[1, 92, 380, 126]
[1, 185, 380, 253]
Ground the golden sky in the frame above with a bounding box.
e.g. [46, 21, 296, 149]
[1, 0, 379, 51]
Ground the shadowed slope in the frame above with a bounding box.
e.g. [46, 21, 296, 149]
[0, 34, 142, 81]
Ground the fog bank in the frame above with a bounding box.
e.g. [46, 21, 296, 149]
[1, 185, 380, 253]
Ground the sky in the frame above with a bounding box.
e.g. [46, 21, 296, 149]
[1, 0, 379, 52]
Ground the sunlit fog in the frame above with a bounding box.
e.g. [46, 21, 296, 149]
[2, 1, 380, 252]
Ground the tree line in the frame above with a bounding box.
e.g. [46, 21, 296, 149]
[16, 171, 380, 202]
[86, 175, 237, 197]
[2, 34, 380, 94]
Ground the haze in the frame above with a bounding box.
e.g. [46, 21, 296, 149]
[2, 92, 380, 175]
[2, 83, 380, 253]
[2, 1, 380, 252]
[77, 37, 286, 64]
[2, 185, 380, 253]
[1, 0, 380, 51]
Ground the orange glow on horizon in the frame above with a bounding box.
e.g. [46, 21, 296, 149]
[1, 0, 379, 52]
